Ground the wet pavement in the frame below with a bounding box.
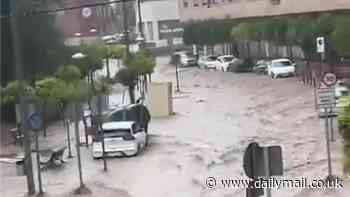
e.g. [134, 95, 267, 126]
[0, 56, 349, 197]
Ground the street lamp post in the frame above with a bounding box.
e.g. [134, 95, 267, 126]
[9, 1, 36, 194]
[137, 0, 145, 47]
[122, 0, 130, 58]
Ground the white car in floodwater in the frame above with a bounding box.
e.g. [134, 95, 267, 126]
[215, 55, 239, 72]
[92, 121, 147, 158]
[268, 58, 296, 78]
[198, 55, 218, 69]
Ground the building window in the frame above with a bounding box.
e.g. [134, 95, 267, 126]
[271, 0, 281, 5]
[183, 0, 189, 8]
[193, 0, 199, 7]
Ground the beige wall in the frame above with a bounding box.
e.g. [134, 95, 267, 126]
[179, 0, 350, 22]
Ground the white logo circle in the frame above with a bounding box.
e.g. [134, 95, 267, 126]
[82, 7, 92, 18]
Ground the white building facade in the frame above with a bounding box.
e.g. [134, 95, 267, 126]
[136, 0, 184, 48]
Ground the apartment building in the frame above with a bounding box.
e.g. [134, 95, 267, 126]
[55, 0, 135, 46]
[179, 0, 350, 22]
[136, 0, 183, 48]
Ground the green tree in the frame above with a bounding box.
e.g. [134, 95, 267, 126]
[115, 49, 155, 104]
[110, 44, 127, 68]
[73, 44, 104, 78]
[231, 22, 259, 58]
[2, 80, 36, 104]
[1, 0, 68, 86]
[34, 77, 61, 137]
[331, 15, 350, 57]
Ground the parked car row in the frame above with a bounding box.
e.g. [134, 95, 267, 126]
[170, 51, 244, 72]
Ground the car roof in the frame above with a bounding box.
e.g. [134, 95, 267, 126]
[202, 55, 217, 58]
[218, 55, 234, 58]
[272, 58, 291, 63]
[102, 121, 135, 130]
[174, 51, 190, 55]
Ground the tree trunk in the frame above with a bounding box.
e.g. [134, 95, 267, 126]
[74, 102, 84, 188]
[258, 41, 262, 59]
[246, 41, 251, 58]
[289, 45, 294, 60]
[63, 114, 73, 158]
[128, 86, 136, 104]
[106, 56, 110, 79]
[35, 130, 43, 194]
[42, 102, 47, 137]
[144, 74, 148, 93]
[97, 95, 107, 171]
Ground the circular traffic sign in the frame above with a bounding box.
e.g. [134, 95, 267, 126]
[322, 72, 337, 87]
[81, 7, 92, 18]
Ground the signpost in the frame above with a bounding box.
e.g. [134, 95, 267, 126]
[28, 112, 44, 194]
[317, 72, 337, 180]
[243, 142, 283, 197]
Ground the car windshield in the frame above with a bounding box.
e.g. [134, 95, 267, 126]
[207, 56, 217, 61]
[223, 57, 234, 62]
[102, 129, 131, 138]
[272, 61, 291, 67]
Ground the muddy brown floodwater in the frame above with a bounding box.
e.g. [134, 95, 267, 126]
[0, 56, 348, 197]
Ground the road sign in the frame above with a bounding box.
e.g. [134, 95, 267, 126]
[322, 73, 337, 87]
[28, 112, 42, 131]
[243, 142, 283, 179]
[317, 37, 325, 53]
[318, 86, 335, 109]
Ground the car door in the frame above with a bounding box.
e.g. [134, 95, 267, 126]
[132, 123, 146, 148]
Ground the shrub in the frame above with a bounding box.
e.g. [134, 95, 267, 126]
[337, 106, 350, 175]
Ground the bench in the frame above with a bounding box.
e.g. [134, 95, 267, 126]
[39, 146, 67, 169]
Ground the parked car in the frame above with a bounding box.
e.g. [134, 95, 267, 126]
[92, 121, 147, 158]
[215, 55, 237, 71]
[252, 60, 270, 74]
[267, 58, 296, 78]
[170, 51, 197, 67]
[198, 55, 218, 69]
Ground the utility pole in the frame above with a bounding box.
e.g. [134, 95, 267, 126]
[122, 0, 130, 58]
[9, 0, 36, 195]
[137, 0, 144, 44]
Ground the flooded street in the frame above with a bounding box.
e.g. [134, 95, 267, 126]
[1, 56, 347, 197]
